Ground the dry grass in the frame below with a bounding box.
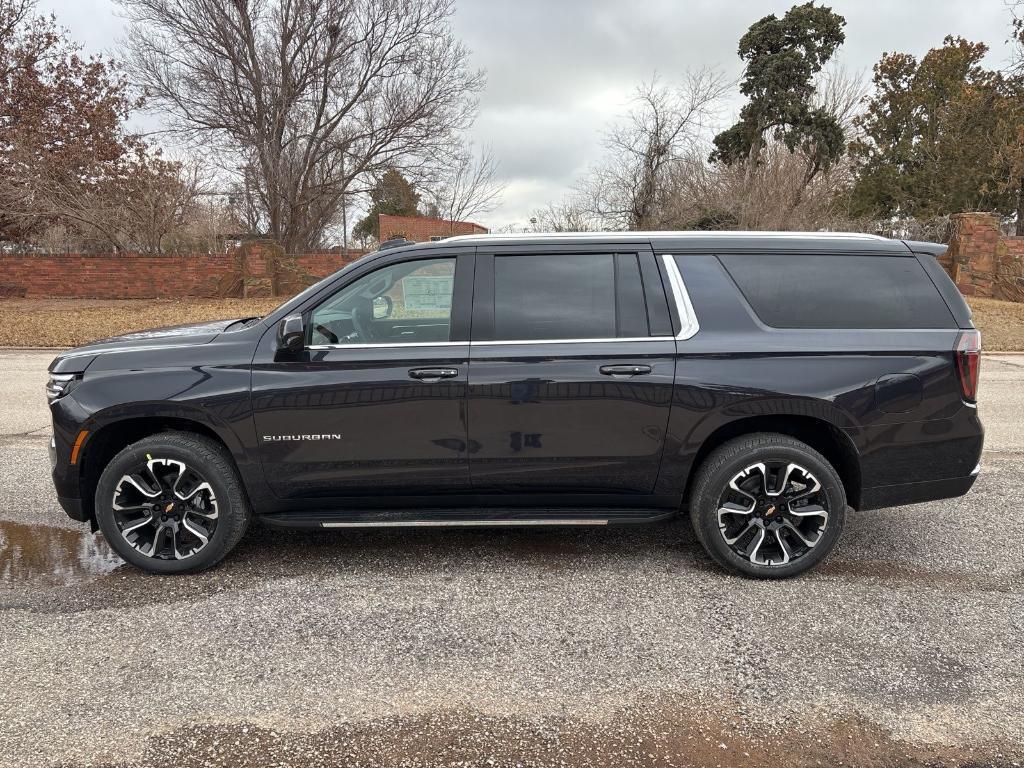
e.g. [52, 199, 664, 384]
[0, 295, 1021, 350]
[966, 297, 1024, 352]
[0, 298, 281, 348]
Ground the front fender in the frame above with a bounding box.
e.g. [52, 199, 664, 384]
[48, 347, 271, 517]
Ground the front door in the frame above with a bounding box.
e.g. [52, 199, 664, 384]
[251, 253, 473, 499]
[467, 246, 677, 495]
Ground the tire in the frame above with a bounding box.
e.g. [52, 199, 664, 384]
[94, 432, 251, 574]
[689, 433, 846, 579]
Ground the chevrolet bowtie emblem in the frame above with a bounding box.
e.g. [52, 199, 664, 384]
[765, 505, 776, 517]
[165, 502, 175, 513]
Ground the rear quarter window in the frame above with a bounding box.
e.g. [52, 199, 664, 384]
[718, 253, 956, 329]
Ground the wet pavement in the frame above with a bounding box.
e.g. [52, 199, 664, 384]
[1, 350, 1023, 767]
[0, 520, 122, 586]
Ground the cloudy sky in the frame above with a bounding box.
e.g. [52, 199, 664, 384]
[38, 0, 1018, 230]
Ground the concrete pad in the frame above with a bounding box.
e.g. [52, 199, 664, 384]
[0, 350, 59, 436]
[977, 355, 1024, 453]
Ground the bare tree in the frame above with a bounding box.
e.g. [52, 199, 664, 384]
[120, 155, 208, 252]
[20, 145, 207, 252]
[778, 63, 866, 216]
[814, 63, 867, 136]
[544, 65, 866, 235]
[579, 70, 730, 230]
[118, 0, 484, 252]
[528, 198, 601, 233]
[0, 0, 37, 82]
[1010, 1, 1024, 76]
[425, 144, 505, 231]
[667, 140, 857, 231]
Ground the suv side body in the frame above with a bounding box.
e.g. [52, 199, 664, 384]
[47, 232, 983, 576]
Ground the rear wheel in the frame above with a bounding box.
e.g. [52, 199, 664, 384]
[689, 433, 846, 578]
[94, 432, 251, 574]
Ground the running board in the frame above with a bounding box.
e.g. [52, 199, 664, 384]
[320, 518, 608, 528]
[259, 508, 674, 530]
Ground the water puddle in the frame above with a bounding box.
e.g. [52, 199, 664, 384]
[0, 519, 124, 587]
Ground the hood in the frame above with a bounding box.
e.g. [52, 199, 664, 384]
[49, 318, 246, 374]
[92, 318, 244, 344]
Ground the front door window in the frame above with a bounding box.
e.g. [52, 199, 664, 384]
[310, 258, 456, 346]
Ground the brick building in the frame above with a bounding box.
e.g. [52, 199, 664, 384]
[378, 213, 487, 242]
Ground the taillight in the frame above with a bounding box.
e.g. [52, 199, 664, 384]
[955, 329, 981, 402]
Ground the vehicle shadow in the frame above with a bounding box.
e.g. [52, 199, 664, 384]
[5, 474, 1017, 613]
[0, 515, 719, 613]
[231, 515, 707, 577]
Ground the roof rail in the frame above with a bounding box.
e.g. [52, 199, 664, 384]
[443, 230, 891, 243]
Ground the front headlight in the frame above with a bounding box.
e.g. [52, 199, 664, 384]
[46, 373, 79, 402]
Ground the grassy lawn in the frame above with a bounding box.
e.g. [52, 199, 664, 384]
[0, 295, 1022, 350]
[966, 297, 1024, 352]
[0, 298, 281, 348]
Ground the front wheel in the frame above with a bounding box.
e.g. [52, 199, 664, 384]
[689, 433, 846, 578]
[94, 432, 251, 574]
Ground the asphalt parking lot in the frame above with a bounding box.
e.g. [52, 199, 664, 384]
[1, 349, 1022, 768]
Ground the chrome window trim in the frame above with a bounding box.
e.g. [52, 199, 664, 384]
[662, 253, 700, 340]
[308, 341, 466, 350]
[308, 337, 675, 350]
[306, 253, 700, 349]
[470, 336, 673, 346]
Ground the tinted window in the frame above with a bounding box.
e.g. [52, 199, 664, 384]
[493, 254, 617, 340]
[310, 258, 455, 345]
[718, 254, 955, 329]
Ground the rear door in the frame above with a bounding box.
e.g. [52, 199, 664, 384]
[466, 244, 677, 495]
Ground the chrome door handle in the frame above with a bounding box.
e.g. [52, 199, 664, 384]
[599, 364, 652, 377]
[408, 368, 459, 380]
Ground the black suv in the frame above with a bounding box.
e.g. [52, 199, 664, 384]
[47, 232, 983, 578]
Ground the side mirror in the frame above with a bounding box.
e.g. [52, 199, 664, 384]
[276, 313, 305, 356]
[372, 295, 393, 320]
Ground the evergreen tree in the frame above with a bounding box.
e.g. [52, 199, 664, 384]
[353, 169, 421, 241]
[710, 2, 846, 179]
[849, 36, 1024, 225]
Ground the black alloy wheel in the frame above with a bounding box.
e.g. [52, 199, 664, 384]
[716, 461, 829, 567]
[689, 433, 846, 578]
[111, 456, 219, 561]
[95, 432, 251, 574]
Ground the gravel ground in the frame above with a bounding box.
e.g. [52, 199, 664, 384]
[0, 352, 1022, 767]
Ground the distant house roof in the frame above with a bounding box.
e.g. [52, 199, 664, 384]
[378, 213, 487, 243]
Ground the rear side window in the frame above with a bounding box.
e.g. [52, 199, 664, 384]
[492, 253, 624, 340]
[718, 254, 956, 329]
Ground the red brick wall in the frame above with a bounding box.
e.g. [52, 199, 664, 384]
[945, 213, 1024, 300]
[8, 220, 1023, 302]
[379, 213, 486, 242]
[0, 246, 368, 299]
[296, 252, 364, 278]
